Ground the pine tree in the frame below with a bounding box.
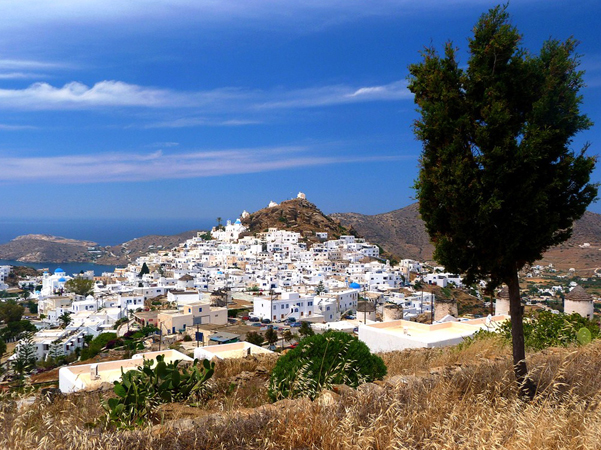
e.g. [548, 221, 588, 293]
[408, 5, 597, 397]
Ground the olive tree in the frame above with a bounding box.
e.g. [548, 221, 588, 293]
[408, 5, 597, 397]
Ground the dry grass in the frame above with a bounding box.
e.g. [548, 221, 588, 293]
[3, 338, 601, 449]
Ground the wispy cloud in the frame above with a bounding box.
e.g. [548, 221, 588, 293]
[0, 81, 180, 109]
[144, 117, 263, 129]
[0, 58, 69, 70]
[0, 146, 405, 183]
[0, 123, 37, 130]
[256, 80, 411, 109]
[0, 79, 410, 113]
[0, 72, 48, 80]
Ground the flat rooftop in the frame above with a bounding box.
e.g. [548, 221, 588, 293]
[59, 349, 192, 393]
[359, 315, 509, 351]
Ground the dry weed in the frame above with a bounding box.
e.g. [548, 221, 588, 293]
[2, 339, 601, 449]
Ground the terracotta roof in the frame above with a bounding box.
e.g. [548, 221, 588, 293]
[566, 285, 593, 302]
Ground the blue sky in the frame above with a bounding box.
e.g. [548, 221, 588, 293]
[1, 0, 601, 227]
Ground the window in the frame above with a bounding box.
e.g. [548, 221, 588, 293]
[308, 301, 313, 306]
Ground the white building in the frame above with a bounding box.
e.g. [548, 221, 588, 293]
[253, 291, 315, 322]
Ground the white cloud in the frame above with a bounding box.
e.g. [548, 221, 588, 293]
[145, 117, 263, 128]
[0, 123, 37, 130]
[0, 58, 68, 70]
[0, 146, 405, 183]
[0, 72, 47, 80]
[0, 79, 410, 112]
[256, 80, 411, 109]
[0, 81, 181, 109]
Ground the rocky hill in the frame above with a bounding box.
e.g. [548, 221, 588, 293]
[242, 198, 355, 241]
[332, 204, 601, 272]
[330, 203, 434, 262]
[0, 234, 97, 263]
[0, 230, 201, 265]
[95, 230, 201, 265]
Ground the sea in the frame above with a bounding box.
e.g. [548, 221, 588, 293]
[0, 260, 120, 277]
[0, 218, 213, 246]
[0, 217, 215, 275]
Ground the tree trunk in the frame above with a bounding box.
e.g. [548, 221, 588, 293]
[506, 270, 536, 399]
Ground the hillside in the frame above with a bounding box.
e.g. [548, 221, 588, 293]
[95, 230, 201, 265]
[242, 198, 355, 241]
[0, 230, 201, 265]
[330, 203, 434, 262]
[332, 204, 601, 272]
[0, 234, 98, 263]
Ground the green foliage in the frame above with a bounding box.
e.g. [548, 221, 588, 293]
[26, 300, 37, 314]
[182, 334, 192, 342]
[80, 332, 118, 360]
[102, 356, 215, 428]
[408, 4, 597, 289]
[268, 331, 387, 401]
[245, 331, 264, 347]
[0, 301, 24, 324]
[0, 337, 6, 359]
[64, 277, 95, 296]
[298, 321, 314, 337]
[315, 281, 326, 295]
[13, 333, 37, 377]
[265, 327, 278, 346]
[0, 320, 36, 341]
[138, 263, 150, 278]
[474, 311, 600, 351]
[58, 312, 72, 329]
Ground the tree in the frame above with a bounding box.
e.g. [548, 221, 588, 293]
[245, 331, 264, 346]
[315, 280, 326, 295]
[282, 329, 296, 343]
[64, 277, 94, 296]
[265, 327, 278, 347]
[0, 337, 6, 360]
[408, 5, 597, 397]
[26, 300, 38, 314]
[138, 263, 150, 278]
[298, 321, 314, 338]
[58, 312, 72, 329]
[13, 332, 37, 378]
[0, 301, 24, 324]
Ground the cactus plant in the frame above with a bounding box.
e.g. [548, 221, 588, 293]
[102, 355, 215, 428]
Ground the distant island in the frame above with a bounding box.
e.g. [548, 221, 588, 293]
[0, 230, 201, 265]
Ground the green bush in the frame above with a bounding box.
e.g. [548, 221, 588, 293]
[103, 355, 214, 428]
[470, 311, 600, 351]
[268, 331, 386, 401]
[81, 332, 118, 360]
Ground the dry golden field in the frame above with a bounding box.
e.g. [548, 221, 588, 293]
[2, 338, 601, 449]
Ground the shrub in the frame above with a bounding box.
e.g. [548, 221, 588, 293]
[81, 332, 118, 360]
[471, 311, 600, 351]
[268, 331, 387, 401]
[245, 331, 264, 346]
[183, 334, 192, 342]
[103, 355, 215, 428]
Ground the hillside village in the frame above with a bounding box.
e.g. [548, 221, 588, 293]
[0, 194, 597, 388]
[0, 195, 600, 448]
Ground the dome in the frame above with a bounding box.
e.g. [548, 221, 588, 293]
[349, 282, 361, 289]
[217, 271, 223, 275]
[55, 268, 65, 273]
[566, 285, 593, 302]
[58, 277, 67, 283]
[235, 219, 242, 224]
